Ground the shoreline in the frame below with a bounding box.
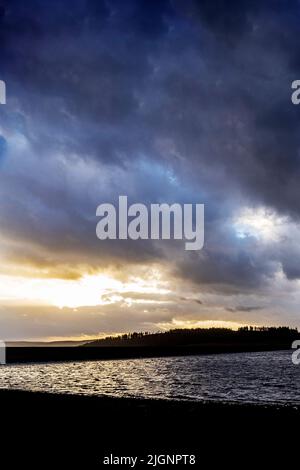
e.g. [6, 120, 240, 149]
[0, 387, 299, 410]
[1, 389, 298, 465]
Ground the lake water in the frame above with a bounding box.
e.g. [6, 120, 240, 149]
[0, 350, 299, 406]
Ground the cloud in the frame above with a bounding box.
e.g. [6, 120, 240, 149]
[226, 306, 263, 313]
[0, 0, 300, 337]
[0, 135, 7, 162]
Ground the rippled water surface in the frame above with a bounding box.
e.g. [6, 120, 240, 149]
[0, 350, 299, 405]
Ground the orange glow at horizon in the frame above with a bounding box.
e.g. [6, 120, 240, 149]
[0, 271, 171, 309]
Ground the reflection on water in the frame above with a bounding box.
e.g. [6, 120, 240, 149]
[0, 350, 299, 405]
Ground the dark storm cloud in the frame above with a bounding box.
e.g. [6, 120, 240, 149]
[199, 0, 300, 219]
[0, 0, 300, 292]
[0, 135, 7, 162]
[226, 306, 263, 313]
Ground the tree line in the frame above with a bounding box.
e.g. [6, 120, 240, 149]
[87, 326, 299, 348]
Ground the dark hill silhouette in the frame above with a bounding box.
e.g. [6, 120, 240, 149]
[86, 326, 299, 348]
[6, 326, 299, 364]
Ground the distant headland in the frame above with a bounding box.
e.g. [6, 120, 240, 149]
[5, 326, 299, 364]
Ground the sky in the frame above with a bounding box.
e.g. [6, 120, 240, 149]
[0, 0, 300, 340]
